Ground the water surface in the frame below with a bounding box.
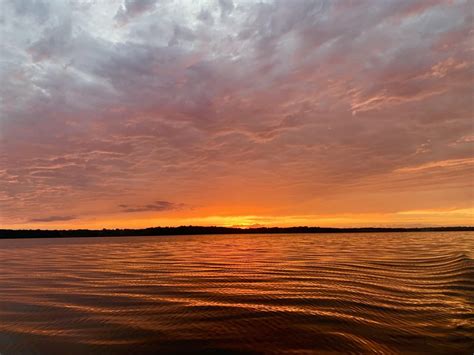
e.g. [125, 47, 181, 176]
[0, 232, 473, 354]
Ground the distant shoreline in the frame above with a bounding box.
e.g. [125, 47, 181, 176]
[1, 226, 473, 239]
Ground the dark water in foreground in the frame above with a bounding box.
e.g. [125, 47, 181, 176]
[0, 233, 473, 354]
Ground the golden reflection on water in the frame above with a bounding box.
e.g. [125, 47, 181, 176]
[0, 232, 473, 354]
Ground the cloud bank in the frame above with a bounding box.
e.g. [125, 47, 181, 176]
[0, 0, 472, 227]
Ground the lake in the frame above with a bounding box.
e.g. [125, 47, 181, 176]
[0, 232, 473, 354]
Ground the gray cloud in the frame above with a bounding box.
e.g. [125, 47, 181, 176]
[7, 0, 50, 24]
[218, 0, 234, 18]
[115, 0, 159, 24]
[29, 215, 77, 222]
[119, 200, 188, 213]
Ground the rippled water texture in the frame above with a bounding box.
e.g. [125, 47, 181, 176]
[0, 233, 473, 354]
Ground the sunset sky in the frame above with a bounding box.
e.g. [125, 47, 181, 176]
[1, 0, 473, 229]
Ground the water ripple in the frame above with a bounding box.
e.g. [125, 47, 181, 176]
[0, 232, 473, 354]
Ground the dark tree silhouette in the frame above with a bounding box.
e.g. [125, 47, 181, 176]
[0, 226, 472, 239]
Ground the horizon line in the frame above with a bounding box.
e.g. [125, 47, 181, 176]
[2, 225, 474, 231]
[1, 225, 473, 239]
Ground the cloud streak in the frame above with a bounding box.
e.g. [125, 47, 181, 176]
[119, 200, 189, 213]
[29, 215, 77, 223]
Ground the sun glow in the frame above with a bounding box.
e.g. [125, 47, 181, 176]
[7, 207, 473, 230]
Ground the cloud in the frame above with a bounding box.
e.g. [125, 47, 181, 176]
[119, 200, 189, 213]
[6, 0, 50, 24]
[218, 0, 234, 18]
[29, 215, 77, 222]
[0, 0, 472, 227]
[394, 158, 474, 173]
[115, 0, 159, 25]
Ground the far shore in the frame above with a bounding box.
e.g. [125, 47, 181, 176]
[1, 226, 473, 239]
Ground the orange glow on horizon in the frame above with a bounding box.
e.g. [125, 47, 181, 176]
[6, 208, 474, 230]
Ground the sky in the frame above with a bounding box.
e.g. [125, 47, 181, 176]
[0, 0, 473, 229]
